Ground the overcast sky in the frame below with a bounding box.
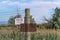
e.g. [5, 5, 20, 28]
[0, 0, 60, 24]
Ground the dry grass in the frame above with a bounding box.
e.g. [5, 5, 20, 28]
[0, 27, 60, 35]
[0, 27, 60, 40]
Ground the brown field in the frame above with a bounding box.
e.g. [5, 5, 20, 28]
[0, 27, 60, 40]
[0, 27, 60, 35]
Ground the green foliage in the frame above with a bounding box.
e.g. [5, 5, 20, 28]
[30, 15, 35, 24]
[8, 14, 35, 24]
[8, 14, 22, 24]
[48, 7, 60, 29]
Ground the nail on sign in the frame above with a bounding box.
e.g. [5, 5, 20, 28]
[15, 18, 24, 25]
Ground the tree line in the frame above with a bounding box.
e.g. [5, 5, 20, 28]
[8, 14, 35, 24]
[8, 7, 60, 29]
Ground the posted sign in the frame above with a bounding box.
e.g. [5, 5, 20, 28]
[15, 18, 24, 25]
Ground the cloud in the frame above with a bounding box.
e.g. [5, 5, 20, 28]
[18, 1, 60, 23]
[0, 0, 60, 23]
[20, 1, 60, 8]
[0, 1, 19, 5]
[0, 1, 60, 8]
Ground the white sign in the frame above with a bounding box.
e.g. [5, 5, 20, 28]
[15, 18, 24, 25]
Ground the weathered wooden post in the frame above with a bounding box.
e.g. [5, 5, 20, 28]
[24, 8, 31, 40]
[20, 8, 36, 40]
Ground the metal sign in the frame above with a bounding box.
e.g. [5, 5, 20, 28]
[15, 18, 24, 25]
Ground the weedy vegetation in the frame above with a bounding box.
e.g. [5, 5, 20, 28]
[0, 27, 60, 40]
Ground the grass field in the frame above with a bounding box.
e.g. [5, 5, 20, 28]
[0, 27, 60, 40]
